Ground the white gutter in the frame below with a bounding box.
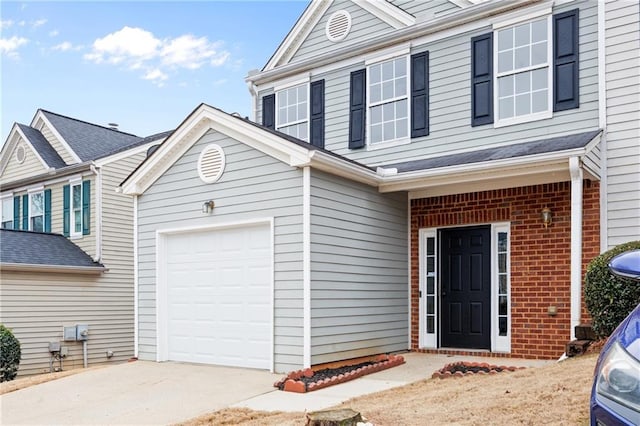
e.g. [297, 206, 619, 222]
[569, 157, 583, 341]
[90, 163, 102, 262]
[0, 263, 107, 274]
[246, 80, 259, 123]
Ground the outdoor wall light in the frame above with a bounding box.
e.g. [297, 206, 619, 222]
[202, 200, 215, 214]
[541, 207, 552, 228]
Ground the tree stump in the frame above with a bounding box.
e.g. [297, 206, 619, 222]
[305, 408, 363, 426]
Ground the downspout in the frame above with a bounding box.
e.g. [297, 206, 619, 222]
[302, 166, 311, 368]
[569, 157, 583, 341]
[90, 163, 102, 262]
[133, 194, 139, 358]
[246, 80, 259, 123]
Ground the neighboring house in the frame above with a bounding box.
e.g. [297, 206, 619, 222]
[122, 0, 639, 373]
[0, 109, 168, 376]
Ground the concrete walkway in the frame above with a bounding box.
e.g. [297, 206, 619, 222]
[0, 353, 551, 425]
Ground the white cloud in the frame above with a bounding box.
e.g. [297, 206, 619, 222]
[32, 19, 47, 28]
[52, 41, 73, 51]
[85, 26, 230, 85]
[0, 20, 13, 29]
[0, 36, 28, 58]
[49, 29, 59, 37]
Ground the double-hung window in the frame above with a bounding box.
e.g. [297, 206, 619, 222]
[29, 191, 44, 232]
[368, 56, 409, 145]
[495, 16, 551, 125]
[276, 84, 308, 141]
[1, 196, 13, 229]
[71, 181, 83, 237]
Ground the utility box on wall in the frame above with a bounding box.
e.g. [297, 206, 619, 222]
[63, 324, 90, 341]
[63, 326, 77, 341]
[76, 324, 89, 341]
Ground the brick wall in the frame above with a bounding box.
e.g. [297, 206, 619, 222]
[410, 180, 600, 359]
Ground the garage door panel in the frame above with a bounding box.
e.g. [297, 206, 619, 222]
[165, 224, 271, 369]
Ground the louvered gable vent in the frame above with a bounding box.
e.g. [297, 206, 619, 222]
[197, 144, 226, 184]
[325, 10, 351, 42]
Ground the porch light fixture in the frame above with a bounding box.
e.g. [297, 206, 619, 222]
[202, 200, 215, 214]
[541, 207, 552, 228]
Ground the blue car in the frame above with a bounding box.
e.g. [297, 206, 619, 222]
[590, 250, 640, 426]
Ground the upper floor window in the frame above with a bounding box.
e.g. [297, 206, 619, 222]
[276, 84, 308, 141]
[29, 191, 44, 232]
[496, 17, 551, 125]
[1, 196, 13, 229]
[71, 181, 83, 237]
[368, 56, 409, 146]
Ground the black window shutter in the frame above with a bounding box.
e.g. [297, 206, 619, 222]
[471, 33, 493, 126]
[262, 94, 275, 129]
[349, 69, 366, 149]
[310, 79, 325, 148]
[411, 52, 429, 138]
[554, 9, 579, 111]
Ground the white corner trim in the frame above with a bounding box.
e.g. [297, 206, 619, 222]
[302, 166, 311, 368]
[133, 194, 139, 358]
[569, 156, 583, 341]
[90, 164, 102, 262]
[356, 0, 416, 29]
[406, 197, 412, 350]
[597, 0, 606, 131]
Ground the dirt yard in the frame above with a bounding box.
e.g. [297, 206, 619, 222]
[181, 353, 598, 426]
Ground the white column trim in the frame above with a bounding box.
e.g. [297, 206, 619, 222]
[133, 195, 139, 358]
[302, 166, 311, 368]
[569, 157, 583, 341]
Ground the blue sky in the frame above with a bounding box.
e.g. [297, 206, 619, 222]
[0, 1, 308, 143]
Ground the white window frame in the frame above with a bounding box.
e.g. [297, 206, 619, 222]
[1, 193, 14, 229]
[365, 54, 411, 149]
[70, 178, 83, 238]
[491, 222, 511, 353]
[275, 79, 310, 142]
[418, 228, 438, 349]
[493, 13, 553, 128]
[28, 187, 44, 232]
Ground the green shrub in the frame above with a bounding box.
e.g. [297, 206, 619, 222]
[0, 324, 21, 382]
[584, 241, 640, 338]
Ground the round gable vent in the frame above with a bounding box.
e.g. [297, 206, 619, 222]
[15, 145, 26, 164]
[325, 10, 352, 42]
[197, 144, 226, 184]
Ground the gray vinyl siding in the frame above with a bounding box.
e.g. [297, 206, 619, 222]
[260, 1, 600, 168]
[604, 0, 640, 247]
[291, 0, 395, 65]
[389, 0, 459, 20]
[136, 130, 304, 373]
[309, 170, 408, 365]
[0, 138, 48, 184]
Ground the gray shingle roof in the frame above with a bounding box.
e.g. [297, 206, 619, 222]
[382, 130, 602, 172]
[16, 124, 67, 169]
[0, 229, 104, 269]
[40, 110, 144, 162]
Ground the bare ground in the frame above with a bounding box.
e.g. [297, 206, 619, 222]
[180, 353, 597, 426]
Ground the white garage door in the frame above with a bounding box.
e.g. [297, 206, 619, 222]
[164, 224, 271, 369]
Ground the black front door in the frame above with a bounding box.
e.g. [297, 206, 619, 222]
[440, 226, 491, 349]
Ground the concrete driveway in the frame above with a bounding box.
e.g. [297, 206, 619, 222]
[0, 360, 280, 425]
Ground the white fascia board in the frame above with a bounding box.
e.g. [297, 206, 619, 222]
[0, 263, 107, 274]
[308, 150, 380, 187]
[355, 0, 416, 29]
[32, 110, 82, 164]
[94, 140, 163, 168]
[379, 149, 587, 193]
[249, 0, 538, 85]
[121, 104, 314, 195]
[263, 0, 334, 72]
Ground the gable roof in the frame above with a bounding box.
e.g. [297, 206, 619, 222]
[120, 103, 379, 195]
[16, 124, 67, 169]
[0, 229, 106, 274]
[38, 110, 144, 162]
[262, 0, 415, 72]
